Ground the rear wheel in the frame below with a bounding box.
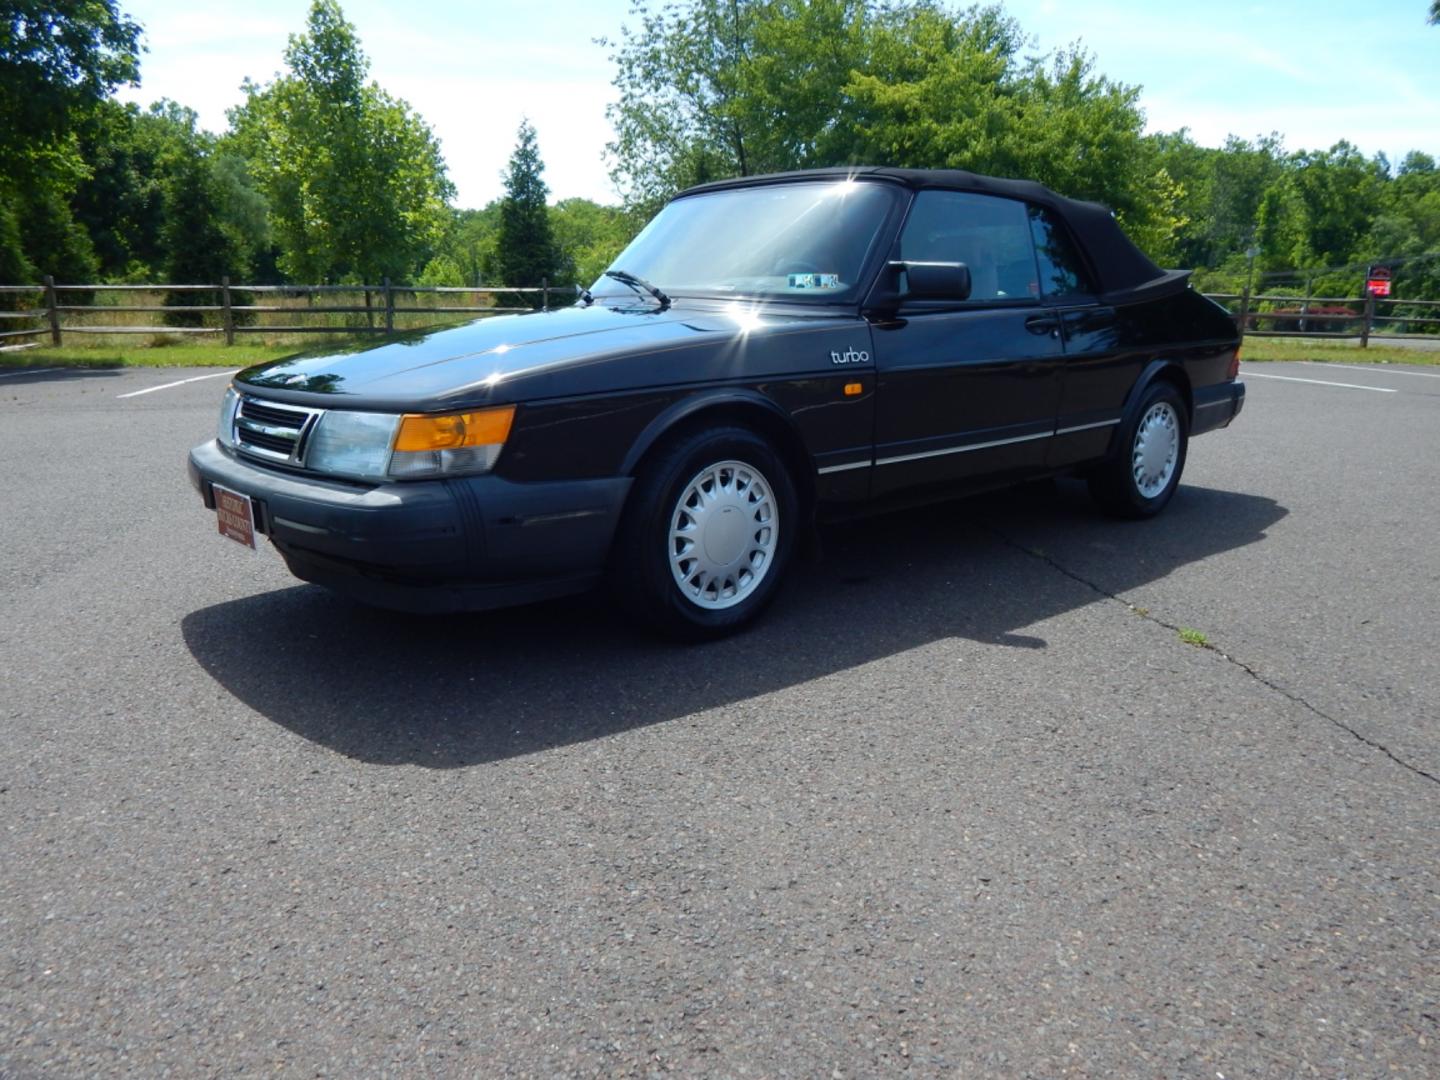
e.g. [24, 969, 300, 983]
[1088, 382, 1188, 518]
[612, 426, 798, 639]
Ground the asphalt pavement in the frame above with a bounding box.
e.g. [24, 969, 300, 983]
[1, 360, 1437, 1077]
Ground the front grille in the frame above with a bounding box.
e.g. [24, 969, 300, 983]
[235, 396, 319, 463]
[242, 399, 311, 428]
[240, 427, 297, 455]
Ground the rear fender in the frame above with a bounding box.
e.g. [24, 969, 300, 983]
[1101, 360, 1192, 461]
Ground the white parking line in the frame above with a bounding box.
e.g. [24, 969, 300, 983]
[0, 367, 62, 378]
[1245, 372, 1397, 394]
[116, 370, 238, 399]
[1300, 361, 1440, 380]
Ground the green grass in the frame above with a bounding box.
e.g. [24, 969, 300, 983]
[1241, 336, 1440, 366]
[1178, 628, 1209, 647]
[0, 341, 354, 370]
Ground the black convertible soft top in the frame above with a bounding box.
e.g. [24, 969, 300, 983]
[677, 166, 1189, 306]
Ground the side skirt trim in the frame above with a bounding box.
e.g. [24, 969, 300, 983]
[818, 416, 1123, 473]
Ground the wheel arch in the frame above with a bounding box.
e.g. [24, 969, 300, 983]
[1103, 359, 1193, 461]
[620, 390, 818, 521]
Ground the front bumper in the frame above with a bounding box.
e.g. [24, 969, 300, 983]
[188, 440, 631, 612]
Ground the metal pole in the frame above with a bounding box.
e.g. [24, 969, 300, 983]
[1240, 247, 1258, 336]
[221, 276, 235, 346]
[43, 275, 61, 345]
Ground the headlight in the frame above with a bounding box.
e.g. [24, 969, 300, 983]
[306, 410, 401, 479]
[216, 386, 240, 448]
[388, 406, 515, 478]
[300, 404, 515, 480]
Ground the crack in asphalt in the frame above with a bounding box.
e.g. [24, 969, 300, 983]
[989, 527, 1440, 789]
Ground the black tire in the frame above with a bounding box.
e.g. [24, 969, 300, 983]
[611, 425, 798, 640]
[1088, 381, 1189, 519]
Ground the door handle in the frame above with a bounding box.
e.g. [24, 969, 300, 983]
[1025, 315, 1060, 337]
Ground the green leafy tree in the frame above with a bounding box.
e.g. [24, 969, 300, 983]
[73, 100, 264, 285]
[227, 0, 453, 283]
[0, 0, 141, 285]
[845, 15, 1153, 219]
[432, 203, 504, 286]
[1154, 131, 1284, 269]
[14, 178, 98, 283]
[0, 0, 141, 159]
[72, 100, 165, 276]
[604, 0, 868, 214]
[416, 253, 465, 287]
[549, 198, 636, 286]
[495, 119, 558, 291]
[605, 1, 1162, 240]
[453, 204, 503, 285]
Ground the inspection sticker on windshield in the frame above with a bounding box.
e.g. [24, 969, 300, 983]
[787, 272, 841, 290]
[213, 484, 257, 550]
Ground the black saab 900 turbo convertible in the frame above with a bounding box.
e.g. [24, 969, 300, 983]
[189, 167, 1244, 638]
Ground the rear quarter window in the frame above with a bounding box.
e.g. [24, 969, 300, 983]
[1028, 207, 1095, 300]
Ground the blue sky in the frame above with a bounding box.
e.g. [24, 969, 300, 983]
[115, 0, 1440, 208]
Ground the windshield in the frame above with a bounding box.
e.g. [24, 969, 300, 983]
[592, 180, 900, 303]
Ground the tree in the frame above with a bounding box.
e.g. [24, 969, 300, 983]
[227, 0, 453, 283]
[604, 0, 868, 214]
[549, 198, 636, 286]
[1154, 131, 1284, 269]
[72, 100, 266, 283]
[494, 119, 558, 290]
[0, 1, 141, 162]
[0, 1, 141, 285]
[429, 203, 504, 286]
[604, 1, 1160, 237]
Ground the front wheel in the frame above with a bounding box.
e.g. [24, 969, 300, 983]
[612, 426, 798, 640]
[1088, 382, 1189, 518]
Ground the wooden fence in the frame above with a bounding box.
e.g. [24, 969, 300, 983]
[0, 276, 568, 347]
[1205, 291, 1440, 346]
[4, 276, 1440, 349]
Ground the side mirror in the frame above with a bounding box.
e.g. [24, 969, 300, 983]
[905, 261, 972, 301]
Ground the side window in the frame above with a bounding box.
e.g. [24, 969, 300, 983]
[899, 192, 1036, 302]
[1028, 207, 1095, 300]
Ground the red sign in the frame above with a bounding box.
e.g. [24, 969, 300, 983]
[214, 485, 256, 549]
[1367, 266, 1392, 298]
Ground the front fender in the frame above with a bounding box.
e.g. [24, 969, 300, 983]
[619, 388, 811, 476]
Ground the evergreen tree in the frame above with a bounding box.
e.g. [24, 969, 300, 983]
[495, 119, 558, 293]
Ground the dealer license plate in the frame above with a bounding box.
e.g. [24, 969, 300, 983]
[213, 484, 257, 550]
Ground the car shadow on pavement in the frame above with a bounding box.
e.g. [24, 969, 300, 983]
[181, 481, 1286, 768]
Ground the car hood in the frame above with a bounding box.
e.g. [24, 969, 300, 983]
[235, 301, 861, 412]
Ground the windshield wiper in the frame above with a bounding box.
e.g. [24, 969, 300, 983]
[604, 269, 671, 309]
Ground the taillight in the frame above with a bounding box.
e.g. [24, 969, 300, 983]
[1227, 348, 1240, 380]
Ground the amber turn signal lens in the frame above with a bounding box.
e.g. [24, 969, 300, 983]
[394, 406, 515, 452]
[843, 382, 863, 397]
